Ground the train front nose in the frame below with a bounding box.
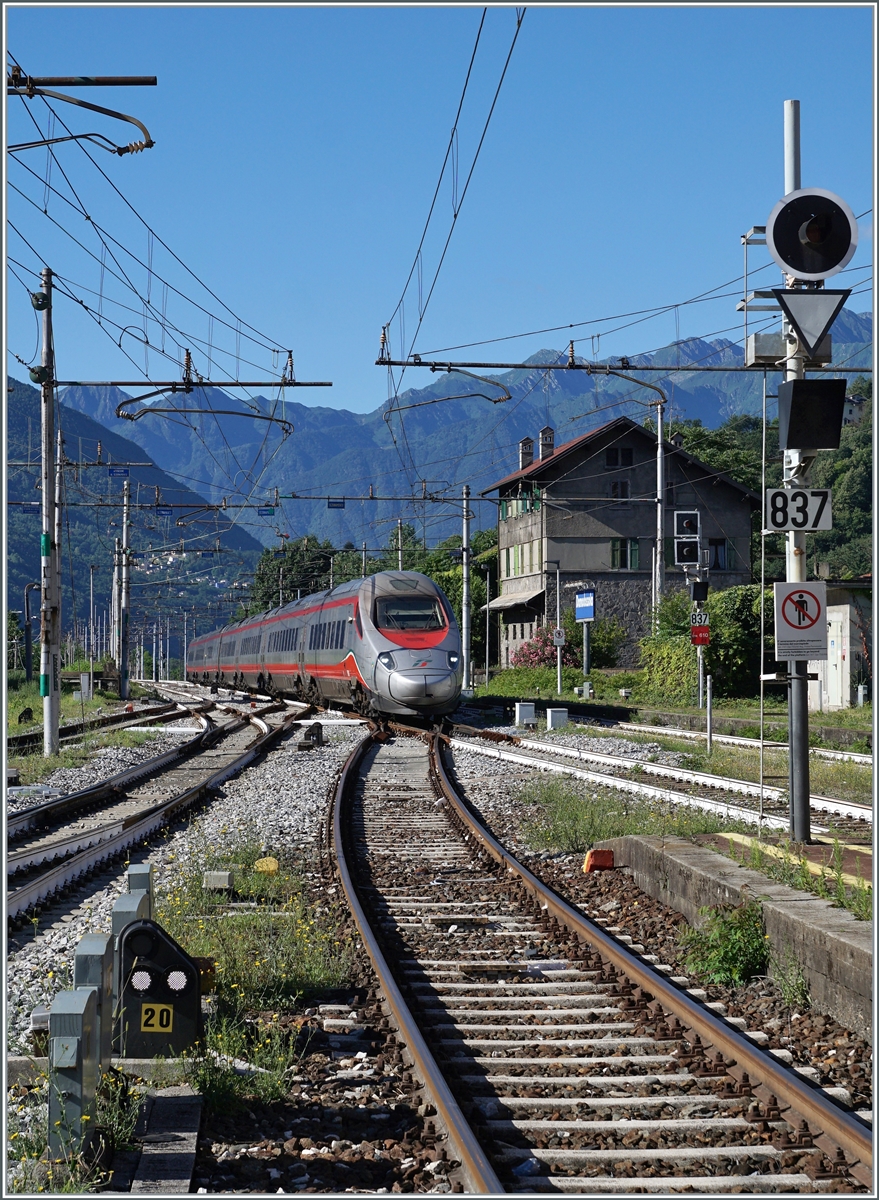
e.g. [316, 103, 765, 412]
[379, 650, 461, 708]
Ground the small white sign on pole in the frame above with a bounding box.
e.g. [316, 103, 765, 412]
[773, 582, 828, 661]
[552, 628, 566, 647]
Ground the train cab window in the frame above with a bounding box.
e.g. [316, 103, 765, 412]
[375, 596, 446, 631]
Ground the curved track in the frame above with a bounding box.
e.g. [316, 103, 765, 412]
[331, 730, 871, 1193]
[6, 702, 297, 921]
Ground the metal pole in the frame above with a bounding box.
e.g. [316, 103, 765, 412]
[485, 568, 490, 685]
[706, 674, 713, 755]
[24, 582, 39, 683]
[583, 619, 590, 679]
[89, 565, 95, 698]
[362, 541, 367, 576]
[39, 267, 61, 755]
[152, 622, 157, 682]
[183, 611, 188, 680]
[782, 98, 812, 844]
[462, 485, 471, 692]
[655, 396, 665, 613]
[698, 644, 704, 709]
[556, 563, 562, 696]
[397, 517, 403, 571]
[120, 480, 130, 698]
[279, 567, 284, 607]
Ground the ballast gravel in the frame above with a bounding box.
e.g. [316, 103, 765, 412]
[447, 740, 873, 1113]
[6, 724, 364, 1055]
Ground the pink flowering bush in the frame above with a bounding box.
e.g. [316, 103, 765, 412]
[510, 624, 581, 669]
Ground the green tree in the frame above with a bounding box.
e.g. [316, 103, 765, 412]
[249, 535, 335, 612]
[808, 382, 871, 579]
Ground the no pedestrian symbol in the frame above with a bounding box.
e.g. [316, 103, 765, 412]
[774, 582, 827, 661]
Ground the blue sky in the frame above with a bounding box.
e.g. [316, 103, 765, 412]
[5, 4, 874, 415]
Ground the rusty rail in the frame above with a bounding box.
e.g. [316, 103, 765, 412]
[431, 734, 872, 1180]
[331, 732, 504, 1194]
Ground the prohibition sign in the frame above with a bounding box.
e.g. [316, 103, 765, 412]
[781, 589, 821, 630]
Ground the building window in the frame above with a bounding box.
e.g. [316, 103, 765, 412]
[605, 447, 633, 468]
[709, 538, 731, 570]
[611, 481, 630, 500]
[620, 447, 633, 467]
[611, 538, 640, 569]
[505, 547, 510, 578]
[500, 499, 508, 520]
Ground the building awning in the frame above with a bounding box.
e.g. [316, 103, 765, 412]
[482, 588, 545, 612]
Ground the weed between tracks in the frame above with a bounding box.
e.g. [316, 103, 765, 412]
[155, 830, 355, 1110]
[7, 729, 164, 787]
[730, 836, 873, 921]
[516, 775, 757, 852]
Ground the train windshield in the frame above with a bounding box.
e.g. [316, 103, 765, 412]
[374, 596, 446, 631]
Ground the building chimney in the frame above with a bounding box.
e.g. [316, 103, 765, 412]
[671, 432, 684, 448]
[539, 426, 555, 459]
[519, 436, 534, 470]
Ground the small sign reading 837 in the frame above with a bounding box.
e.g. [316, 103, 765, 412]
[766, 488, 832, 531]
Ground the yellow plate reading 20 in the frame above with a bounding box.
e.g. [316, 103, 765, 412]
[141, 1003, 173, 1032]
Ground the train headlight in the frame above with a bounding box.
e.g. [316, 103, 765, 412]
[378, 652, 396, 670]
[447, 652, 460, 670]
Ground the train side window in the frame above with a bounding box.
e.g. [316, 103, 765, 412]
[354, 606, 362, 638]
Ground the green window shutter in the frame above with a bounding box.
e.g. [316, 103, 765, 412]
[500, 500, 507, 520]
[629, 539, 640, 570]
[727, 538, 735, 568]
[611, 539, 621, 569]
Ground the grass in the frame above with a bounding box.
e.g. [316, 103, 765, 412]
[6, 1067, 140, 1194]
[731, 837, 873, 922]
[154, 826, 355, 1112]
[677, 896, 770, 985]
[552, 723, 872, 809]
[7, 728, 166, 788]
[513, 775, 758, 854]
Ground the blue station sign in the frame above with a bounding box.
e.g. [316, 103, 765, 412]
[575, 590, 595, 622]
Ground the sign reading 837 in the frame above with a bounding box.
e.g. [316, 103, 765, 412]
[766, 489, 832, 532]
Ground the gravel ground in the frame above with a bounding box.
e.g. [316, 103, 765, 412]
[478, 721, 688, 767]
[6, 725, 363, 1054]
[448, 742, 873, 1113]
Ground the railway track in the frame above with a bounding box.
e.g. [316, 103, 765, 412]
[7, 700, 190, 757]
[331, 729, 871, 1193]
[6, 702, 299, 921]
[614, 722, 872, 767]
[448, 727, 872, 841]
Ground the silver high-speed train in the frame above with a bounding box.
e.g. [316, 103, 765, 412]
[185, 571, 463, 718]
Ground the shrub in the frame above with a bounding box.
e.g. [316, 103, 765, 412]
[511, 624, 581, 669]
[678, 896, 769, 984]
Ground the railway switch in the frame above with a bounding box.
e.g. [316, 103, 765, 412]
[48, 987, 99, 1161]
[74, 933, 114, 1072]
[116, 918, 203, 1057]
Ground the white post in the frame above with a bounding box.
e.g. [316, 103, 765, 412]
[706, 674, 713, 755]
[556, 563, 562, 696]
[485, 568, 490, 684]
[462, 485, 471, 691]
[362, 541, 367, 576]
[698, 644, 704, 709]
[397, 517, 403, 571]
[120, 480, 130, 699]
[39, 266, 60, 754]
[655, 397, 665, 612]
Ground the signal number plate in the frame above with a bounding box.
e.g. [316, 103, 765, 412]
[766, 488, 832, 531]
[141, 1003, 173, 1032]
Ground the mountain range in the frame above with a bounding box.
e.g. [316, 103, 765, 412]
[56, 308, 871, 551]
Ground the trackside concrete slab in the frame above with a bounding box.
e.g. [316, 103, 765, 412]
[130, 1085, 202, 1193]
[597, 836, 873, 1040]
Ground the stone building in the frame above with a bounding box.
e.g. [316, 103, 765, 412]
[481, 417, 760, 667]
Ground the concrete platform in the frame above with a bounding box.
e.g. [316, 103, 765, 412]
[598, 835, 873, 1039]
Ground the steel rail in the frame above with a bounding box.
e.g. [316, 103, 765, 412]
[448, 736, 806, 832]
[431, 735, 873, 1176]
[331, 732, 504, 1195]
[7, 710, 217, 837]
[7, 701, 187, 755]
[7, 710, 297, 920]
[615, 721, 873, 765]
[510, 735, 872, 822]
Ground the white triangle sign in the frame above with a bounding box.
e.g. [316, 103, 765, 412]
[772, 289, 851, 357]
